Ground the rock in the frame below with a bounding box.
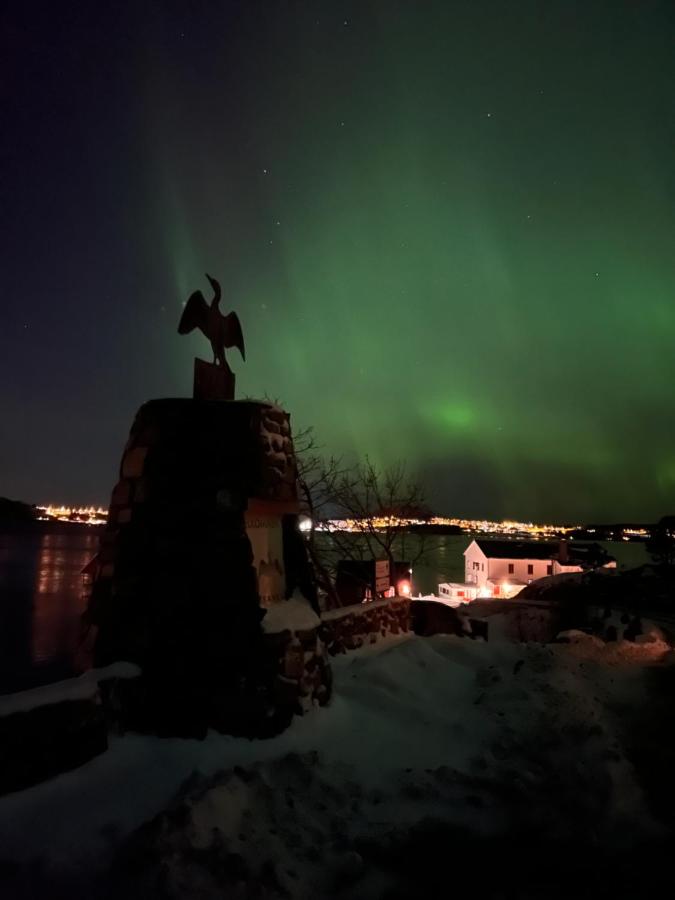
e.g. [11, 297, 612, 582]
[0, 696, 107, 795]
[636, 627, 665, 644]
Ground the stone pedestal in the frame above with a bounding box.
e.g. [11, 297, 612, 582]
[193, 358, 234, 401]
[87, 399, 319, 738]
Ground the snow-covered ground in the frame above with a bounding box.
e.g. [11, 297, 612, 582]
[0, 632, 672, 898]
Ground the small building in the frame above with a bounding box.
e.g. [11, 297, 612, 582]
[335, 559, 412, 607]
[465, 538, 616, 597]
[441, 539, 616, 601]
[437, 582, 479, 604]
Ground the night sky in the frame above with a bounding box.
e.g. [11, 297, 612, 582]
[2, 1, 674, 522]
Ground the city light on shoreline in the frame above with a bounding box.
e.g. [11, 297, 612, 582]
[36, 505, 108, 526]
[317, 516, 576, 539]
[318, 517, 652, 543]
[32, 507, 652, 542]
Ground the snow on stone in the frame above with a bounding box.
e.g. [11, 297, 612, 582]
[262, 590, 321, 633]
[556, 628, 606, 647]
[0, 662, 141, 718]
[321, 598, 394, 621]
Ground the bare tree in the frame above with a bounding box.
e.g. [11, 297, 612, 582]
[293, 425, 346, 608]
[295, 427, 438, 607]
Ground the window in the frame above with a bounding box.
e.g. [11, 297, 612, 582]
[508, 564, 514, 574]
[458, 591, 465, 598]
[547, 564, 552, 575]
[527, 564, 534, 575]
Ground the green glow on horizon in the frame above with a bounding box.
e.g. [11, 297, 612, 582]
[435, 403, 477, 432]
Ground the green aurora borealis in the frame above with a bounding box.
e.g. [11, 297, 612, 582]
[2, 1, 675, 521]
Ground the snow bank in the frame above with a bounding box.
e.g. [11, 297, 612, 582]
[0, 662, 141, 718]
[262, 591, 320, 634]
[556, 629, 606, 647]
[556, 630, 671, 664]
[0, 635, 666, 894]
[411, 593, 465, 608]
[110, 634, 667, 897]
[321, 598, 394, 622]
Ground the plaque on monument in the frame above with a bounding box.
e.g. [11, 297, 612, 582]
[245, 497, 300, 608]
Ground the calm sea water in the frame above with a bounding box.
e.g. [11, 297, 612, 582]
[0, 529, 649, 695]
[0, 529, 99, 694]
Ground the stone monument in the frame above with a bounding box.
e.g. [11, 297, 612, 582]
[86, 275, 326, 738]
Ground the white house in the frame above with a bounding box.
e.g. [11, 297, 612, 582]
[439, 539, 616, 601]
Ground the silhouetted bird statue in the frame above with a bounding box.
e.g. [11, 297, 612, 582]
[178, 274, 245, 374]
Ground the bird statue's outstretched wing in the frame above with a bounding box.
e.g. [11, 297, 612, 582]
[178, 291, 209, 335]
[222, 311, 246, 361]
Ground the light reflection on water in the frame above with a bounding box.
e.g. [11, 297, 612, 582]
[0, 530, 98, 693]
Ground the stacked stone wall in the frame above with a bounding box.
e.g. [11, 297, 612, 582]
[264, 627, 332, 717]
[320, 597, 411, 656]
[258, 598, 411, 720]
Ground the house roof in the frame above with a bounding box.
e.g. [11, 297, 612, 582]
[469, 540, 557, 560]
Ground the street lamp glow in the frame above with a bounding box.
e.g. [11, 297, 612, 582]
[298, 515, 313, 534]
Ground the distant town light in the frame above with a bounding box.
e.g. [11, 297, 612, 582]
[398, 580, 411, 596]
[298, 515, 313, 534]
[36, 504, 108, 526]
[316, 515, 578, 538]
